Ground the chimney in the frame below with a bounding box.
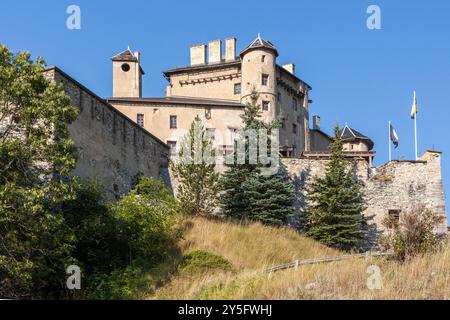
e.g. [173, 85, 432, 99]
[208, 40, 222, 64]
[313, 115, 321, 130]
[190, 44, 206, 65]
[224, 37, 236, 61]
[282, 63, 296, 75]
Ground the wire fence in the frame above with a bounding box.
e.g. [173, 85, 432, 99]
[265, 252, 393, 273]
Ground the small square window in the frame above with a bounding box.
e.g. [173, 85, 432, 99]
[234, 83, 241, 95]
[262, 101, 270, 111]
[206, 128, 216, 141]
[137, 113, 144, 127]
[261, 55, 266, 63]
[170, 115, 177, 129]
[167, 140, 177, 155]
[388, 210, 401, 228]
[205, 107, 212, 119]
[262, 74, 269, 86]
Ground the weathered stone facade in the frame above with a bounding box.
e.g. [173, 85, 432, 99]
[282, 150, 448, 244]
[44, 67, 169, 200]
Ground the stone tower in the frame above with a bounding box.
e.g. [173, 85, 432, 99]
[112, 47, 144, 98]
[240, 34, 279, 122]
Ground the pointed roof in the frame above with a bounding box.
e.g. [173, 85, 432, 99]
[111, 47, 145, 74]
[112, 47, 138, 62]
[240, 34, 278, 57]
[339, 124, 374, 150]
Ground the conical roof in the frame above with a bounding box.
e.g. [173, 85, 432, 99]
[240, 34, 278, 57]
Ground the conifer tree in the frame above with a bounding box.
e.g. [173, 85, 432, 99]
[305, 125, 367, 249]
[220, 90, 294, 225]
[170, 116, 220, 216]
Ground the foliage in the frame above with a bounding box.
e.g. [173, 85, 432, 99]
[86, 263, 151, 300]
[0, 45, 78, 299]
[61, 179, 128, 275]
[220, 90, 293, 225]
[181, 250, 233, 276]
[112, 177, 182, 265]
[380, 206, 445, 261]
[170, 116, 220, 216]
[305, 125, 367, 250]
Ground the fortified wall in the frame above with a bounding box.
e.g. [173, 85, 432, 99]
[44, 67, 170, 200]
[282, 150, 448, 242]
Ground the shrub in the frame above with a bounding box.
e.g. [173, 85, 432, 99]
[112, 177, 182, 265]
[181, 250, 233, 276]
[61, 179, 129, 275]
[380, 206, 445, 261]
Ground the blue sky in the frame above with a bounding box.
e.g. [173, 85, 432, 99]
[1, 0, 449, 219]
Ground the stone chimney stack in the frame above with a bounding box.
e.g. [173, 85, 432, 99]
[190, 44, 206, 65]
[282, 63, 296, 75]
[224, 37, 236, 61]
[313, 115, 321, 130]
[208, 40, 222, 64]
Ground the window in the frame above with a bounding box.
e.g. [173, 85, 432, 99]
[292, 123, 297, 134]
[281, 117, 285, 129]
[169, 115, 177, 129]
[388, 210, 401, 228]
[137, 113, 144, 127]
[293, 98, 298, 111]
[296, 115, 301, 123]
[121, 63, 130, 72]
[205, 107, 212, 119]
[277, 92, 281, 102]
[262, 101, 270, 111]
[167, 141, 177, 155]
[261, 55, 266, 63]
[261, 74, 269, 86]
[234, 83, 241, 95]
[206, 128, 216, 141]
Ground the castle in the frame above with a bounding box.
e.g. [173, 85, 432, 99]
[42, 35, 447, 237]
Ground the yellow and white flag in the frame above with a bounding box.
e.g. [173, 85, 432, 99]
[411, 91, 418, 119]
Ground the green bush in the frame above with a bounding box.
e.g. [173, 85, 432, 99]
[181, 250, 233, 275]
[112, 177, 182, 265]
[61, 179, 129, 274]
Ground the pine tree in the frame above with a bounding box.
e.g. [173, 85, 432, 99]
[170, 116, 220, 216]
[305, 125, 367, 250]
[220, 89, 293, 225]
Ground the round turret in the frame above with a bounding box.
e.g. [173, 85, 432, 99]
[240, 35, 278, 122]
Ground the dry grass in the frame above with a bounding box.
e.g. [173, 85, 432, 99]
[148, 217, 450, 300]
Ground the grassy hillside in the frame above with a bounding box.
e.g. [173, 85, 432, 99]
[143, 217, 450, 300]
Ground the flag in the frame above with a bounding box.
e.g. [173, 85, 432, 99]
[411, 91, 418, 119]
[390, 123, 399, 148]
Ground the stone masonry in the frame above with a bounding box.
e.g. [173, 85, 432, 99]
[44, 67, 170, 200]
[282, 150, 448, 244]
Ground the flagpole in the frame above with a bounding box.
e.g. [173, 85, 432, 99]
[414, 112, 418, 160]
[388, 120, 392, 162]
[414, 91, 418, 160]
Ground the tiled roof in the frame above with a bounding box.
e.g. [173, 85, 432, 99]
[339, 124, 374, 150]
[111, 48, 137, 62]
[240, 34, 278, 57]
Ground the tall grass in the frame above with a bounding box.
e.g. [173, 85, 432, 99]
[149, 217, 450, 300]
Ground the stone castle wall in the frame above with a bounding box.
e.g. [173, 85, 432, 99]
[45, 67, 170, 200]
[282, 151, 448, 243]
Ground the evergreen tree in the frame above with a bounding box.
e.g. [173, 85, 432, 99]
[220, 90, 294, 225]
[170, 116, 220, 216]
[305, 125, 367, 250]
